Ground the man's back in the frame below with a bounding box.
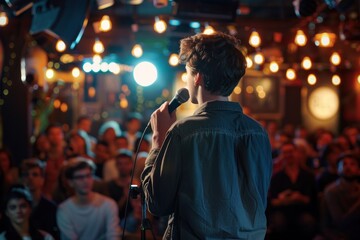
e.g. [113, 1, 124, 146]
[144, 101, 272, 239]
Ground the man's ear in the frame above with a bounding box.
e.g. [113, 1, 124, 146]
[194, 72, 203, 86]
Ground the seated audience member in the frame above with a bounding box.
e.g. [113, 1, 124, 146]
[106, 149, 134, 221]
[98, 120, 122, 157]
[0, 185, 54, 240]
[322, 152, 360, 240]
[93, 140, 111, 179]
[56, 157, 120, 240]
[316, 142, 342, 194]
[21, 159, 59, 240]
[268, 142, 318, 240]
[0, 148, 19, 193]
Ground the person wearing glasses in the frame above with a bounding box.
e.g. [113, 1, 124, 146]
[56, 157, 120, 240]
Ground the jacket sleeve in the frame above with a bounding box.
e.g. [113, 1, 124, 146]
[141, 129, 182, 216]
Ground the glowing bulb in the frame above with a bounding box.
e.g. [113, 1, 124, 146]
[203, 25, 215, 35]
[168, 53, 179, 66]
[358, 75, 360, 84]
[286, 68, 296, 80]
[332, 74, 341, 86]
[131, 44, 143, 58]
[56, 40, 66, 52]
[269, 61, 279, 73]
[46, 69, 55, 79]
[154, 17, 167, 34]
[93, 39, 104, 54]
[246, 57, 253, 68]
[83, 62, 92, 73]
[109, 62, 121, 74]
[254, 53, 264, 65]
[72, 67, 80, 78]
[307, 74, 317, 85]
[99, 15, 112, 32]
[294, 30, 307, 46]
[249, 31, 261, 48]
[301, 56, 312, 70]
[93, 54, 102, 64]
[0, 12, 8, 26]
[320, 33, 331, 47]
[330, 52, 341, 66]
[181, 72, 187, 82]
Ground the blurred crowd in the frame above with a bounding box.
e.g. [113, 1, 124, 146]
[0, 114, 359, 240]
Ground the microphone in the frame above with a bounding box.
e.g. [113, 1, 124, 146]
[168, 88, 190, 113]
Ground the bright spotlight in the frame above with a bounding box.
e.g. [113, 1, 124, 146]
[133, 61, 157, 87]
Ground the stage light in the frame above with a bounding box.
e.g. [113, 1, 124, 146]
[133, 61, 157, 87]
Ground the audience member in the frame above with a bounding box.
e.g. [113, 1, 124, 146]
[20, 158, 59, 239]
[0, 185, 54, 240]
[56, 157, 120, 240]
[0, 148, 19, 194]
[124, 113, 143, 152]
[93, 140, 111, 179]
[268, 142, 318, 240]
[322, 152, 360, 240]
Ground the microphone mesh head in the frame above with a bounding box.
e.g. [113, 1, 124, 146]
[176, 88, 190, 103]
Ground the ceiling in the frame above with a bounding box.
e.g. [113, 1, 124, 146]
[1, 0, 359, 68]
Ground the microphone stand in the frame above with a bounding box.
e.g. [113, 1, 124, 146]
[122, 124, 156, 240]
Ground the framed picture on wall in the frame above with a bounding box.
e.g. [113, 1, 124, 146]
[231, 71, 283, 119]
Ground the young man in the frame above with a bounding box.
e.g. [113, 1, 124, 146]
[21, 158, 59, 240]
[141, 32, 273, 239]
[56, 157, 120, 240]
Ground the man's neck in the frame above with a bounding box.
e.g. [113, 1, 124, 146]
[74, 191, 95, 205]
[13, 221, 29, 237]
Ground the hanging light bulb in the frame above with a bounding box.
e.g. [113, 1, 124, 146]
[246, 57, 253, 68]
[314, 32, 336, 47]
[0, 12, 8, 26]
[45, 69, 55, 79]
[56, 40, 66, 52]
[168, 53, 179, 66]
[269, 61, 279, 73]
[286, 68, 296, 80]
[332, 74, 341, 86]
[72, 67, 81, 78]
[358, 74, 360, 84]
[99, 15, 112, 32]
[203, 24, 215, 35]
[131, 44, 143, 58]
[154, 16, 167, 34]
[254, 52, 264, 65]
[249, 30, 261, 48]
[93, 54, 102, 64]
[301, 56, 312, 70]
[330, 52, 341, 65]
[93, 38, 104, 53]
[294, 30, 307, 46]
[307, 74, 317, 85]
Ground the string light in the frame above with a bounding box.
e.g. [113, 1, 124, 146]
[301, 56, 312, 70]
[131, 44, 143, 58]
[246, 57, 253, 68]
[249, 30, 261, 48]
[168, 53, 179, 66]
[72, 67, 80, 78]
[269, 61, 279, 73]
[330, 52, 341, 65]
[332, 74, 341, 86]
[254, 53, 264, 65]
[99, 15, 112, 32]
[294, 30, 307, 46]
[0, 12, 8, 26]
[286, 68, 296, 80]
[314, 32, 336, 47]
[154, 16, 167, 34]
[93, 38, 104, 54]
[203, 24, 215, 35]
[56, 40, 66, 52]
[307, 74, 317, 85]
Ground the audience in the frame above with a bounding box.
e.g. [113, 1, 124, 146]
[56, 157, 120, 240]
[0, 185, 54, 240]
